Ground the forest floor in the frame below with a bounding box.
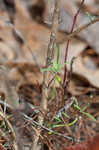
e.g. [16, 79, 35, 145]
[0, 0, 99, 150]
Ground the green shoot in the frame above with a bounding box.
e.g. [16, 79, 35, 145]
[50, 87, 55, 100]
[81, 104, 89, 112]
[55, 74, 62, 85]
[41, 61, 69, 73]
[82, 112, 96, 121]
[54, 116, 62, 122]
[67, 117, 78, 126]
[62, 112, 70, 119]
[41, 45, 69, 74]
[73, 97, 96, 121]
[49, 117, 78, 129]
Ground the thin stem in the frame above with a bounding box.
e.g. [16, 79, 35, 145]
[57, 15, 99, 44]
[32, 0, 60, 149]
[69, 17, 99, 39]
[63, 0, 85, 90]
[41, 0, 60, 112]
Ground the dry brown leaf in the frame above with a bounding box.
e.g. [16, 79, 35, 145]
[14, 2, 87, 65]
[72, 55, 99, 88]
[0, 66, 19, 108]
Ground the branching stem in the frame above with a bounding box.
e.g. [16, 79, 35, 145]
[63, 0, 85, 99]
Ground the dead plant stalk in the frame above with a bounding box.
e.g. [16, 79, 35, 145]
[32, 0, 60, 149]
[63, 0, 85, 99]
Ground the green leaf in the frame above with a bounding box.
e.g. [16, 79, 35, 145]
[74, 97, 78, 106]
[82, 104, 88, 112]
[50, 87, 55, 100]
[55, 75, 62, 84]
[67, 117, 78, 126]
[48, 131, 53, 135]
[40, 67, 52, 72]
[54, 116, 62, 122]
[53, 62, 60, 72]
[51, 124, 65, 128]
[74, 104, 81, 111]
[82, 112, 96, 121]
[41, 61, 70, 74]
[62, 112, 70, 119]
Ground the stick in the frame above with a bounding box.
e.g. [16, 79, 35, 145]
[32, 0, 60, 149]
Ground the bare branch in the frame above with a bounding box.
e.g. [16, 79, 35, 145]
[63, 0, 85, 87]
[58, 17, 99, 44]
[63, 0, 85, 104]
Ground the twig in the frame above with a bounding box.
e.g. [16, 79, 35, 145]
[41, 0, 60, 112]
[63, 0, 85, 105]
[32, 1, 60, 149]
[57, 16, 99, 44]
[63, 0, 85, 86]
[0, 107, 18, 150]
[47, 73, 57, 88]
[56, 96, 75, 118]
[22, 113, 73, 141]
[64, 57, 76, 92]
[69, 17, 99, 39]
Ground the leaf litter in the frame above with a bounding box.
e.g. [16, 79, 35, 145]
[0, 0, 98, 150]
